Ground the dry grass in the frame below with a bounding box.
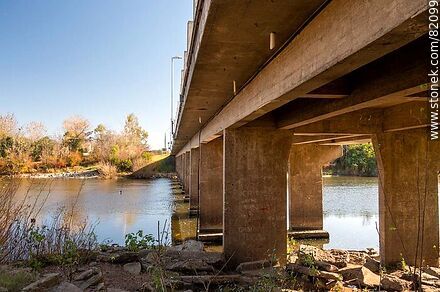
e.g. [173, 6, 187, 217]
[97, 162, 118, 178]
[0, 178, 98, 264]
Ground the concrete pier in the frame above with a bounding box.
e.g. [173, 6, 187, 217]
[199, 137, 223, 235]
[189, 147, 199, 214]
[373, 129, 440, 266]
[288, 144, 342, 231]
[223, 127, 291, 267]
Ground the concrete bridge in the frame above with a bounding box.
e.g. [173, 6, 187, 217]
[172, 0, 439, 268]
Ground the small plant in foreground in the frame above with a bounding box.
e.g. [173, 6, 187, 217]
[0, 269, 37, 292]
[125, 230, 155, 251]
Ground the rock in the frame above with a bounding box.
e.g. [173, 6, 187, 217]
[314, 260, 339, 272]
[140, 250, 225, 272]
[123, 262, 142, 275]
[401, 271, 440, 287]
[139, 249, 154, 258]
[96, 282, 106, 291]
[299, 245, 346, 268]
[73, 269, 103, 290]
[107, 289, 130, 292]
[22, 273, 61, 291]
[236, 260, 273, 272]
[74, 268, 99, 281]
[168, 240, 204, 252]
[423, 266, 440, 278]
[339, 264, 380, 288]
[363, 255, 380, 273]
[286, 263, 342, 281]
[0, 288, 7, 292]
[381, 275, 412, 291]
[50, 282, 82, 292]
[104, 251, 139, 264]
[166, 259, 215, 273]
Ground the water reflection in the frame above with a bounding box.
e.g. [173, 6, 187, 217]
[8, 178, 175, 245]
[322, 176, 379, 250]
[7, 176, 435, 251]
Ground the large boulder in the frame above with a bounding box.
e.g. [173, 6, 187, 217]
[339, 264, 380, 288]
[299, 245, 347, 268]
[381, 274, 412, 291]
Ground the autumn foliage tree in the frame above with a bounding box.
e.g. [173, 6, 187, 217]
[0, 113, 151, 174]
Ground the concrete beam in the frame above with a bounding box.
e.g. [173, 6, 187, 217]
[291, 102, 430, 136]
[176, 0, 427, 155]
[291, 134, 367, 145]
[276, 38, 428, 130]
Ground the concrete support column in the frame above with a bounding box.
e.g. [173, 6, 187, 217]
[199, 137, 223, 233]
[175, 155, 182, 181]
[372, 129, 439, 267]
[288, 144, 342, 231]
[189, 147, 200, 213]
[185, 151, 190, 194]
[223, 126, 292, 267]
[181, 154, 186, 188]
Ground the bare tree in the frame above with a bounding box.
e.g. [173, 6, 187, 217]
[26, 121, 47, 142]
[0, 114, 18, 137]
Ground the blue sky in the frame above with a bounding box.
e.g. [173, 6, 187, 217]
[0, 0, 192, 149]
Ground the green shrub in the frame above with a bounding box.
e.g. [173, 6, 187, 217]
[330, 143, 377, 176]
[117, 159, 133, 172]
[125, 230, 155, 251]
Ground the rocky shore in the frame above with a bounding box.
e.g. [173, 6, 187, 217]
[7, 169, 102, 179]
[2, 240, 439, 291]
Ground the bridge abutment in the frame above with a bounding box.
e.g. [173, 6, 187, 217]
[199, 137, 223, 234]
[223, 127, 291, 267]
[288, 144, 342, 231]
[373, 129, 439, 267]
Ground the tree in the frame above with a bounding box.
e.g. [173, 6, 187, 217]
[123, 114, 148, 146]
[0, 114, 18, 137]
[26, 121, 47, 142]
[62, 116, 91, 152]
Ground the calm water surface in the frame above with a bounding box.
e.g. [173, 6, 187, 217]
[6, 176, 425, 250]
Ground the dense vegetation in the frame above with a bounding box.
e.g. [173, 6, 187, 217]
[0, 113, 152, 175]
[326, 143, 378, 177]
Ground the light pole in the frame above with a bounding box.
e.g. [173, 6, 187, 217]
[170, 56, 182, 147]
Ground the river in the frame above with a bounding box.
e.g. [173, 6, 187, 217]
[3, 176, 430, 251]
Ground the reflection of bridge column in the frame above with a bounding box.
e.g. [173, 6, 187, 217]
[223, 126, 291, 267]
[189, 147, 200, 214]
[372, 129, 439, 267]
[288, 144, 342, 231]
[199, 137, 223, 234]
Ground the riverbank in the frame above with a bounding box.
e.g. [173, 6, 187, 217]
[1, 240, 437, 291]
